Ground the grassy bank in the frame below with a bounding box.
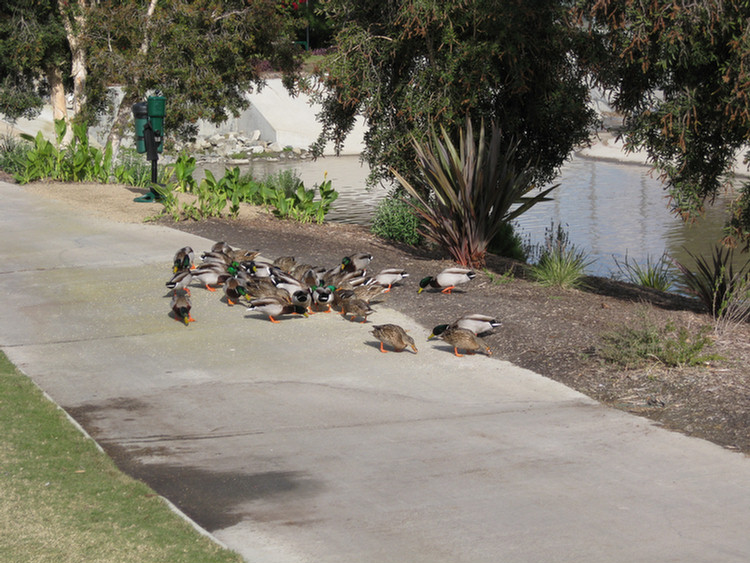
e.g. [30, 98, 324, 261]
[0, 351, 243, 563]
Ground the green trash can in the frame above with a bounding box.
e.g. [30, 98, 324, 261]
[132, 102, 149, 154]
[147, 95, 166, 153]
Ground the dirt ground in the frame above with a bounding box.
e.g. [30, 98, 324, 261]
[14, 177, 750, 456]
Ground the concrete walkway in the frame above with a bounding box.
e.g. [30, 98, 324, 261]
[2, 179, 750, 562]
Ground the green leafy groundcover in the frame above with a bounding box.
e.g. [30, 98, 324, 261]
[0, 351, 243, 563]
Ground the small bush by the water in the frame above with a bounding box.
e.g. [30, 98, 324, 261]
[673, 245, 750, 321]
[614, 251, 675, 292]
[370, 197, 422, 245]
[488, 221, 526, 261]
[529, 222, 592, 289]
[530, 244, 592, 289]
[598, 315, 721, 368]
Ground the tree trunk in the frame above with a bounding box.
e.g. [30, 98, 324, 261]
[58, 0, 88, 116]
[46, 64, 72, 144]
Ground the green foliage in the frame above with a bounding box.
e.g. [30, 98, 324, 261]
[85, 0, 303, 142]
[393, 119, 555, 268]
[576, 1, 750, 247]
[313, 0, 598, 188]
[614, 251, 675, 292]
[529, 222, 593, 289]
[598, 316, 722, 369]
[158, 166, 338, 224]
[261, 171, 339, 224]
[370, 197, 423, 246]
[0, 0, 66, 121]
[166, 152, 198, 193]
[673, 245, 750, 320]
[531, 245, 592, 289]
[14, 120, 113, 184]
[0, 133, 29, 176]
[1, 0, 302, 150]
[112, 149, 155, 188]
[484, 267, 516, 285]
[488, 221, 527, 262]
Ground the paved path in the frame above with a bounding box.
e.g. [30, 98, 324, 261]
[2, 180, 749, 562]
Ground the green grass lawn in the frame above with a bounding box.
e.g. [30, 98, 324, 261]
[0, 351, 244, 563]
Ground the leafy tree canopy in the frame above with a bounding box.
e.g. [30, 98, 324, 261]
[1, 0, 303, 149]
[311, 0, 598, 187]
[0, 0, 68, 119]
[575, 0, 750, 247]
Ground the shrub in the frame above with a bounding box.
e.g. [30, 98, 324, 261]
[14, 120, 112, 184]
[0, 133, 29, 176]
[113, 148, 160, 188]
[614, 251, 675, 292]
[598, 315, 722, 368]
[488, 221, 526, 261]
[392, 118, 556, 268]
[370, 197, 422, 245]
[529, 222, 593, 289]
[673, 245, 750, 319]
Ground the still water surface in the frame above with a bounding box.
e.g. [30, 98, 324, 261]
[205, 154, 745, 278]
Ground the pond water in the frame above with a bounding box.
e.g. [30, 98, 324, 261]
[203, 153, 748, 279]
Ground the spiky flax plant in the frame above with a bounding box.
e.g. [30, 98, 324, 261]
[391, 118, 556, 268]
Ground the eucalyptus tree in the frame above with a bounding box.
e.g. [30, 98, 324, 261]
[311, 0, 599, 188]
[575, 0, 750, 248]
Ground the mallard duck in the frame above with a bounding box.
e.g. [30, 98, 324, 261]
[245, 277, 289, 301]
[325, 267, 368, 288]
[291, 289, 311, 309]
[311, 284, 335, 312]
[452, 313, 502, 335]
[299, 267, 325, 288]
[332, 288, 355, 310]
[170, 292, 195, 325]
[246, 296, 308, 323]
[166, 268, 193, 295]
[418, 267, 476, 294]
[289, 263, 317, 280]
[340, 297, 375, 323]
[210, 241, 232, 255]
[341, 252, 373, 272]
[271, 270, 307, 297]
[172, 246, 195, 273]
[223, 276, 248, 306]
[227, 248, 260, 262]
[192, 263, 231, 291]
[367, 268, 408, 291]
[273, 255, 297, 272]
[244, 260, 280, 278]
[201, 250, 233, 266]
[429, 325, 491, 357]
[207, 242, 260, 262]
[371, 324, 417, 353]
[353, 283, 389, 303]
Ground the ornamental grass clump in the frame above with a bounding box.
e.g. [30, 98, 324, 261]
[529, 222, 593, 289]
[391, 118, 556, 268]
[673, 245, 750, 320]
[613, 251, 675, 292]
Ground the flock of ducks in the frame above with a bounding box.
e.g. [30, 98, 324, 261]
[167, 241, 502, 357]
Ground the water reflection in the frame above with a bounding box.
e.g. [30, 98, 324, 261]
[203, 154, 748, 278]
[517, 157, 742, 277]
